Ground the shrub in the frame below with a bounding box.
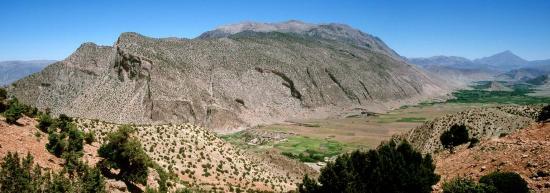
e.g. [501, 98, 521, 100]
[3, 100, 22, 124]
[98, 125, 150, 184]
[84, 131, 95, 144]
[298, 141, 439, 193]
[46, 131, 67, 157]
[0, 152, 106, 193]
[440, 124, 469, 152]
[0, 88, 6, 101]
[37, 113, 54, 132]
[537, 105, 550, 123]
[479, 171, 529, 193]
[442, 177, 496, 193]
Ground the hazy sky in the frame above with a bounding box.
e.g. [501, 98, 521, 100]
[1, 0, 549, 61]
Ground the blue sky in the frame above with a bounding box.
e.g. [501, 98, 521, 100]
[1, 0, 549, 61]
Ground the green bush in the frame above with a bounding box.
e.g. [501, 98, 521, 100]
[98, 125, 151, 184]
[3, 99, 22, 124]
[84, 131, 95, 144]
[479, 171, 529, 193]
[37, 113, 54, 132]
[298, 141, 440, 193]
[0, 152, 106, 193]
[537, 105, 550, 122]
[440, 124, 469, 152]
[0, 88, 6, 101]
[46, 131, 67, 157]
[443, 177, 496, 193]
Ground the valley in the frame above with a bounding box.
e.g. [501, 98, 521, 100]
[220, 80, 550, 165]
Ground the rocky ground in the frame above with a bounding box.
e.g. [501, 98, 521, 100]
[433, 123, 550, 192]
[404, 105, 542, 154]
[76, 119, 316, 192]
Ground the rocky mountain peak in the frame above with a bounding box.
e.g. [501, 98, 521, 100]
[198, 20, 402, 60]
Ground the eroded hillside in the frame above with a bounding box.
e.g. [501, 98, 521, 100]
[8, 21, 449, 132]
[75, 119, 316, 192]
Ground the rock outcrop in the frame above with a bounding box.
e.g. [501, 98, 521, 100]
[8, 21, 449, 131]
[404, 105, 543, 154]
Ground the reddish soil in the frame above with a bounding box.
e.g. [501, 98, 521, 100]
[0, 116, 63, 170]
[434, 123, 550, 192]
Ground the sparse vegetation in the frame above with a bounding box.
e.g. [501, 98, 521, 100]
[298, 141, 439, 193]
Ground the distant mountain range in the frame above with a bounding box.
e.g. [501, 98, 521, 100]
[0, 60, 56, 86]
[408, 51, 550, 83]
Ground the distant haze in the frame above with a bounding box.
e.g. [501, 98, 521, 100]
[0, 60, 56, 86]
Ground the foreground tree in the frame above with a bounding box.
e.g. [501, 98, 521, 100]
[98, 125, 150, 184]
[537, 105, 550, 123]
[440, 124, 469, 153]
[3, 98, 23, 124]
[298, 141, 440, 193]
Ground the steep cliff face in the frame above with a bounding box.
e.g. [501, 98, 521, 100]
[9, 27, 449, 131]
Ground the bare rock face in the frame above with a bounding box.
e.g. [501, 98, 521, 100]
[9, 23, 449, 132]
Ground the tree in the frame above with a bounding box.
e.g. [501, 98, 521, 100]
[298, 141, 440, 193]
[0, 151, 106, 193]
[46, 131, 66, 157]
[3, 99, 22, 124]
[98, 125, 150, 184]
[0, 152, 38, 192]
[55, 114, 73, 132]
[537, 105, 550, 123]
[84, 131, 95, 144]
[0, 88, 6, 101]
[442, 177, 496, 193]
[37, 113, 54, 132]
[479, 172, 528, 193]
[440, 124, 470, 153]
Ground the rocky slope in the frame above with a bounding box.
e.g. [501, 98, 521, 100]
[403, 105, 543, 154]
[75, 119, 316, 192]
[433, 123, 550, 192]
[8, 21, 449, 131]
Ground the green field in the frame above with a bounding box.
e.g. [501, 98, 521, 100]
[275, 136, 348, 162]
[448, 82, 550, 104]
[221, 81, 549, 163]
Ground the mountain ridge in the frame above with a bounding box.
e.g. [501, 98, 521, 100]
[7, 22, 450, 132]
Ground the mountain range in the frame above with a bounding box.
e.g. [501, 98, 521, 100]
[7, 20, 449, 132]
[408, 51, 550, 83]
[0, 60, 56, 86]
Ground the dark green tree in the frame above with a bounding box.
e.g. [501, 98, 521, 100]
[84, 131, 95, 144]
[98, 125, 150, 184]
[4, 99, 23, 124]
[298, 141, 440, 193]
[442, 177, 496, 193]
[479, 172, 528, 193]
[37, 113, 54, 132]
[537, 105, 550, 123]
[46, 131, 67, 157]
[440, 124, 470, 153]
[0, 88, 7, 101]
